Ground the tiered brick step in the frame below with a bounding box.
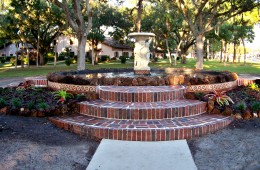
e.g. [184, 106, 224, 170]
[79, 100, 206, 119]
[49, 114, 232, 141]
[98, 86, 186, 102]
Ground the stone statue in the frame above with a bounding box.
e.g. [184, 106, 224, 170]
[128, 32, 155, 74]
[134, 39, 151, 69]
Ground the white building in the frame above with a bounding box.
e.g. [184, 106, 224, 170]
[0, 36, 133, 59]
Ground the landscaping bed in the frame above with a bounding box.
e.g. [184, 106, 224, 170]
[185, 83, 260, 119]
[0, 85, 97, 117]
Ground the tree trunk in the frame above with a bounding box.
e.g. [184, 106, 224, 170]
[54, 45, 57, 67]
[175, 40, 182, 66]
[233, 43, 236, 63]
[165, 38, 172, 64]
[242, 38, 246, 65]
[195, 34, 204, 70]
[77, 36, 87, 70]
[91, 43, 95, 66]
[15, 43, 18, 69]
[220, 40, 223, 63]
[26, 43, 29, 67]
[224, 41, 227, 66]
[181, 50, 186, 64]
[206, 39, 209, 61]
[136, 0, 143, 32]
[39, 52, 45, 65]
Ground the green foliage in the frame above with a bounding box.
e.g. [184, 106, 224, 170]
[45, 52, 55, 62]
[100, 55, 110, 62]
[235, 101, 247, 113]
[205, 90, 234, 106]
[27, 101, 35, 111]
[194, 92, 206, 100]
[120, 56, 127, 64]
[251, 101, 260, 112]
[0, 0, 65, 65]
[0, 98, 7, 108]
[248, 83, 259, 91]
[75, 94, 87, 101]
[65, 58, 72, 66]
[0, 57, 6, 63]
[37, 102, 50, 110]
[153, 57, 159, 62]
[53, 90, 73, 103]
[12, 98, 22, 109]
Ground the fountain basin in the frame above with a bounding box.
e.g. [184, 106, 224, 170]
[46, 68, 238, 93]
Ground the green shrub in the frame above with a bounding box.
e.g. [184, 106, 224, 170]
[235, 101, 247, 113]
[251, 101, 260, 112]
[110, 57, 117, 61]
[37, 102, 50, 110]
[65, 58, 72, 66]
[194, 92, 206, 100]
[0, 57, 6, 63]
[100, 55, 110, 62]
[58, 52, 66, 60]
[5, 56, 13, 62]
[120, 56, 127, 64]
[0, 98, 7, 108]
[12, 98, 22, 109]
[10, 57, 17, 66]
[27, 101, 35, 110]
[153, 57, 159, 62]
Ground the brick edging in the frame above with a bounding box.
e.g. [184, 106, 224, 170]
[49, 115, 233, 141]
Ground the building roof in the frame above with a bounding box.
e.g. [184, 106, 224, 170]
[103, 39, 133, 50]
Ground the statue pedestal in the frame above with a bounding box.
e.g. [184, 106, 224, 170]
[128, 32, 155, 75]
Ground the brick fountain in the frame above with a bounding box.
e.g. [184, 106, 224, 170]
[49, 85, 232, 141]
[48, 32, 233, 141]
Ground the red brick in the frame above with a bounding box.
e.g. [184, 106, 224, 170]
[137, 130, 142, 141]
[144, 130, 150, 141]
[161, 130, 166, 141]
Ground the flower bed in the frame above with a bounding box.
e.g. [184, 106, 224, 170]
[0, 85, 97, 117]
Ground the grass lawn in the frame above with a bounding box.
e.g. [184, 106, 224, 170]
[0, 58, 259, 78]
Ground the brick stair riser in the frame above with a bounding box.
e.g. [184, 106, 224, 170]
[79, 102, 207, 120]
[49, 117, 232, 141]
[99, 90, 185, 102]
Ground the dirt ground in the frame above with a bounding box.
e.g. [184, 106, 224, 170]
[0, 115, 99, 170]
[188, 119, 260, 170]
[1, 115, 260, 170]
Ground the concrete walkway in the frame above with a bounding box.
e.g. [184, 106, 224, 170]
[0, 76, 45, 87]
[0, 77, 24, 87]
[87, 139, 197, 170]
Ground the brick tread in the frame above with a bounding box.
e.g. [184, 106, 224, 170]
[98, 86, 186, 102]
[98, 86, 185, 93]
[49, 114, 232, 141]
[79, 100, 206, 119]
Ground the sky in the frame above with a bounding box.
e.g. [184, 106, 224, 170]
[246, 25, 260, 51]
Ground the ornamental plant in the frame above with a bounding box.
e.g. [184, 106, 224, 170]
[0, 98, 7, 108]
[251, 101, 260, 113]
[53, 90, 73, 104]
[248, 83, 259, 91]
[235, 101, 247, 114]
[205, 90, 234, 106]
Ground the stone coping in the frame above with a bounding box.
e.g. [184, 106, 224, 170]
[48, 81, 96, 93]
[47, 80, 238, 93]
[186, 80, 238, 92]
